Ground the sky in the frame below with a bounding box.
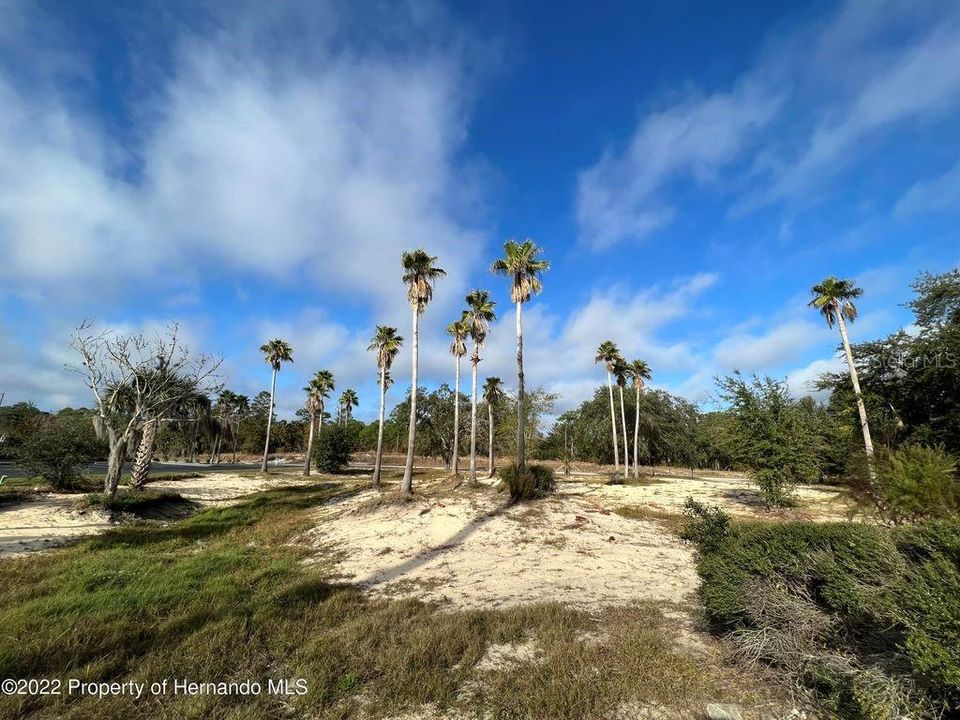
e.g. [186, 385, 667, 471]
[1, 0, 959, 422]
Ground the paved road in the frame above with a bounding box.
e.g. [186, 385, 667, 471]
[0, 460, 294, 479]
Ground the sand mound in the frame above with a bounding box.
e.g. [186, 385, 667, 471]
[304, 482, 700, 611]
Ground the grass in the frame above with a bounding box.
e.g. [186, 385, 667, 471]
[0, 477, 769, 720]
[0, 472, 204, 500]
[613, 504, 687, 534]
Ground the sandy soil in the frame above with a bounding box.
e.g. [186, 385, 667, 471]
[304, 474, 847, 612]
[0, 472, 309, 558]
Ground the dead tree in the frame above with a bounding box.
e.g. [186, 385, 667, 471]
[70, 321, 221, 496]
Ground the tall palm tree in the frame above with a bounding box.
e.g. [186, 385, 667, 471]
[259, 339, 293, 472]
[628, 359, 651, 479]
[401, 249, 447, 496]
[613, 357, 630, 481]
[339, 389, 359, 425]
[482, 376, 504, 478]
[369, 326, 403, 488]
[464, 290, 497, 483]
[595, 340, 622, 474]
[491, 239, 549, 471]
[303, 370, 334, 477]
[809, 276, 875, 478]
[446, 317, 470, 477]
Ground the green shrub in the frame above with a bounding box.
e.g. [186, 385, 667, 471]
[499, 464, 555, 501]
[678, 497, 730, 551]
[696, 519, 960, 716]
[15, 414, 105, 489]
[862, 445, 960, 525]
[313, 424, 352, 473]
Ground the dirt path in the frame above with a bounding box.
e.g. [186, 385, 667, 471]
[0, 472, 310, 558]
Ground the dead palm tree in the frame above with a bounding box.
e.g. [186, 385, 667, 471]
[401, 249, 446, 495]
[369, 326, 403, 488]
[595, 340, 622, 474]
[229, 393, 250, 463]
[491, 239, 549, 471]
[809, 276, 875, 478]
[303, 370, 334, 477]
[613, 357, 630, 481]
[628, 359, 651, 479]
[259, 339, 293, 472]
[482, 376, 504, 478]
[465, 290, 497, 483]
[446, 317, 470, 477]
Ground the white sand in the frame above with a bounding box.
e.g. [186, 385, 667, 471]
[0, 472, 309, 558]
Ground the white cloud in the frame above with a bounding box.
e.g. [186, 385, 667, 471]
[895, 160, 960, 215]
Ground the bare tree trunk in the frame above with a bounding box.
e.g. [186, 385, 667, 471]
[373, 365, 387, 488]
[837, 312, 876, 479]
[452, 355, 461, 477]
[303, 410, 316, 477]
[487, 401, 495, 478]
[619, 386, 628, 480]
[401, 306, 419, 496]
[105, 429, 127, 496]
[469, 349, 479, 483]
[130, 418, 158, 489]
[606, 371, 619, 473]
[633, 385, 640, 479]
[232, 419, 240, 463]
[515, 301, 526, 471]
[261, 367, 278, 473]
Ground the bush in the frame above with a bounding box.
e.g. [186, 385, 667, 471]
[499, 463, 554, 501]
[313, 424, 352, 473]
[14, 414, 104, 489]
[679, 497, 730, 551]
[695, 519, 960, 717]
[852, 445, 960, 525]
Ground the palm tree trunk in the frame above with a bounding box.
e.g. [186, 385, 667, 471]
[131, 417, 158, 488]
[261, 367, 277, 473]
[618, 386, 628, 480]
[633, 385, 640, 479]
[303, 410, 316, 477]
[232, 419, 240, 463]
[469, 349, 479, 483]
[401, 306, 419, 495]
[373, 365, 387, 488]
[487, 401, 495, 478]
[515, 300, 526, 471]
[837, 312, 876, 478]
[105, 427, 127, 497]
[452, 355, 461, 477]
[606, 371, 620, 473]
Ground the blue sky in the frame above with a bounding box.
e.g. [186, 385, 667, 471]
[1, 0, 958, 421]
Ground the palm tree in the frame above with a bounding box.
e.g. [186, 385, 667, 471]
[595, 340, 622, 474]
[259, 339, 293, 472]
[401, 249, 447, 496]
[303, 370, 334, 477]
[446, 317, 470, 477]
[482, 376, 504, 478]
[627, 359, 651, 479]
[369, 326, 403, 487]
[809, 276, 875, 478]
[613, 357, 630, 481]
[339, 389, 359, 425]
[228, 392, 250, 463]
[464, 290, 497, 483]
[491, 239, 549, 471]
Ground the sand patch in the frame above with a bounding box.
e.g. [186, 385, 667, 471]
[0, 495, 112, 557]
[0, 472, 310, 558]
[304, 482, 700, 611]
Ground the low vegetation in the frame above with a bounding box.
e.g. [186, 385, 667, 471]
[689, 516, 960, 718]
[499, 463, 555, 501]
